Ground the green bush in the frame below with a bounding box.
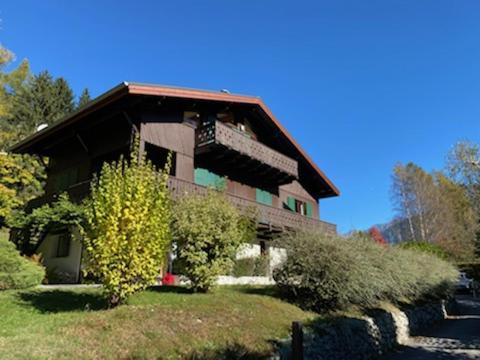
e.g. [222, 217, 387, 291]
[172, 190, 255, 292]
[9, 193, 85, 254]
[273, 232, 458, 313]
[0, 238, 45, 290]
[398, 241, 449, 260]
[84, 142, 172, 307]
[232, 255, 269, 277]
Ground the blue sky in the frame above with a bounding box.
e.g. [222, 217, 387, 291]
[2, 1, 480, 233]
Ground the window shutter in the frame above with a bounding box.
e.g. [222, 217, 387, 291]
[195, 168, 226, 190]
[286, 196, 296, 211]
[194, 168, 208, 186]
[256, 188, 273, 206]
[306, 202, 313, 218]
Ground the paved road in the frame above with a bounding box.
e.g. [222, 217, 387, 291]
[382, 296, 480, 359]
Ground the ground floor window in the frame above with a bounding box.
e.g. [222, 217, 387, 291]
[55, 233, 71, 258]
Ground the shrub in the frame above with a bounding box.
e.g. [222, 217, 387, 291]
[172, 190, 255, 292]
[0, 237, 45, 290]
[9, 193, 85, 254]
[253, 255, 269, 276]
[273, 232, 458, 313]
[398, 241, 449, 260]
[232, 255, 269, 277]
[83, 144, 172, 307]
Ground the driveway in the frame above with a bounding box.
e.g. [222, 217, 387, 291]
[382, 296, 480, 360]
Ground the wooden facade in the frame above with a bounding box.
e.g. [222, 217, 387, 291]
[14, 82, 340, 243]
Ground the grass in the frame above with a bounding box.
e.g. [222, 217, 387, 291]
[0, 286, 316, 359]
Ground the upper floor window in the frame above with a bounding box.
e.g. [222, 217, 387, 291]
[90, 146, 129, 176]
[144, 142, 176, 175]
[286, 196, 313, 218]
[256, 188, 273, 206]
[194, 168, 226, 190]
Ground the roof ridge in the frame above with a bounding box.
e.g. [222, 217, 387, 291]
[124, 81, 261, 99]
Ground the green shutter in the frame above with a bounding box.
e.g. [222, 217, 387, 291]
[194, 168, 209, 186]
[214, 175, 226, 191]
[306, 202, 313, 218]
[194, 168, 225, 190]
[286, 196, 296, 211]
[256, 188, 273, 206]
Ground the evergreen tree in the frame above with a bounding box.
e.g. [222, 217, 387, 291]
[9, 70, 75, 141]
[53, 77, 74, 116]
[77, 88, 91, 109]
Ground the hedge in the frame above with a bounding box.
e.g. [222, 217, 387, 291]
[273, 232, 458, 313]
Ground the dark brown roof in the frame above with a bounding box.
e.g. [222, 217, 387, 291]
[11, 82, 340, 198]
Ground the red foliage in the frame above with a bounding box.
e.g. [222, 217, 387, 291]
[368, 227, 388, 246]
[161, 272, 175, 286]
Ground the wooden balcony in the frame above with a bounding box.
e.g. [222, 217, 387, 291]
[25, 177, 336, 237]
[195, 121, 298, 188]
[168, 176, 336, 236]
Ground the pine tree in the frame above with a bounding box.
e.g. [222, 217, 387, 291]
[77, 88, 91, 109]
[53, 77, 74, 116]
[9, 70, 76, 141]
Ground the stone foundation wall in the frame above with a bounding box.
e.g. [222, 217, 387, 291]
[279, 299, 456, 360]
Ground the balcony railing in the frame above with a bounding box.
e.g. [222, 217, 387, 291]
[195, 121, 298, 185]
[26, 177, 336, 235]
[168, 176, 336, 234]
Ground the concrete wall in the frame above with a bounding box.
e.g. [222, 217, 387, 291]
[236, 243, 262, 259]
[269, 246, 287, 271]
[37, 230, 82, 283]
[235, 243, 286, 276]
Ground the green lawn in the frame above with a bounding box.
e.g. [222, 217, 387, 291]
[0, 286, 316, 359]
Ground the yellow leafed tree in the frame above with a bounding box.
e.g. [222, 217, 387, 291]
[83, 140, 172, 306]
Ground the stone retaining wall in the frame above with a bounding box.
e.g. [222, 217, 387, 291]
[279, 299, 456, 360]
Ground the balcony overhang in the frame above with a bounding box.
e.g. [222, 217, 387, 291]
[195, 121, 298, 188]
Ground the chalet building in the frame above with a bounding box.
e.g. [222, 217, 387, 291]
[11, 82, 339, 283]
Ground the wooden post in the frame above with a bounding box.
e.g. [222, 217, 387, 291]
[292, 321, 304, 360]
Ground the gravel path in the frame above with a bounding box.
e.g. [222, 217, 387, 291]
[382, 296, 480, 359]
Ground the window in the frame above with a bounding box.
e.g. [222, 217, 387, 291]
[286, 196, 314, 218]
[194, 168, 226, 190]
[144, 143, 176, 175]
[90, 146, 129, 176]
[256, 188, 273, 206]
[55, 233, 71, 258]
